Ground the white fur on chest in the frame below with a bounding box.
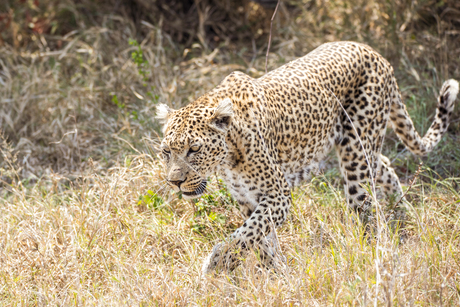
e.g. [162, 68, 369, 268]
[217, 166, 260, 212]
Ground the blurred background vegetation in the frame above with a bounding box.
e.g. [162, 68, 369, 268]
[0, 0, 459, 179]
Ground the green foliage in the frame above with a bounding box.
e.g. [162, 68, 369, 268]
[138, 190, 164, 210]
[109, 38, 160, 129]
[111, 94, 125, 109]
[128, 38, 159, 103]
[129, 38, 149, 85]
[190, 180, 237, 234]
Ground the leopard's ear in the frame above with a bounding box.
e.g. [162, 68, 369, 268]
[156, 104, 174, 132]
[208, 98, 233, 133]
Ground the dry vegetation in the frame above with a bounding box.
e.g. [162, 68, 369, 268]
[1, 0, 460, 305]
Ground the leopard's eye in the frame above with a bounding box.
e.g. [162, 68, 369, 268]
[162, 148, 170, 156]
[188, 145, 201, 156]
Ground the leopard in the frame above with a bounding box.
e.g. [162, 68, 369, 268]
[156, 41, 459, 275]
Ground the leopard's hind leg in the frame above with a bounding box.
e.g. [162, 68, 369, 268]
[334, 61, 392, 221]
[336, 131, 380, 221]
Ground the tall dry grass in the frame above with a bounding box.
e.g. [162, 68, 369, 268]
[1, 139, 459, 305]
[1, 0, 460, 305]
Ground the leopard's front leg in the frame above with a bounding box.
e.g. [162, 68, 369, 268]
[202, 166, 291, 274]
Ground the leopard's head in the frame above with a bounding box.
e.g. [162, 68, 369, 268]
[156, 97, 233, 199]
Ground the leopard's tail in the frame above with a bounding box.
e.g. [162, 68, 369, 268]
[390, 79, 459, 156]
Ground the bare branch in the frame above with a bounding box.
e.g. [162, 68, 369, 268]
[265, 0, 281, 74]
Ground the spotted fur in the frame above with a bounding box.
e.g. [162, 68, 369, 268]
[157, 42, 459, 274]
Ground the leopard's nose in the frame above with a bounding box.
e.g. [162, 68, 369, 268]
[168, 179, 185, 188]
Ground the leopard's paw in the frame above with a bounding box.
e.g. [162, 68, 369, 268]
[201, 242, 224, 276]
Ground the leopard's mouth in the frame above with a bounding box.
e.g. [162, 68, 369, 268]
[181, 180, 207, 198]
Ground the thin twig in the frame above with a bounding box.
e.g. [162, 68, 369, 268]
[112, 134, 141, 154]
[49, 129, 77, 145]
[265, 0, 281, 74]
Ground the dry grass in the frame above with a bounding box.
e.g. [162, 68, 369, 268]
[1, 147, 459, 305]
[1, 0, 460, 305]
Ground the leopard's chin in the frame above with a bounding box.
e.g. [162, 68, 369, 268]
[181, 180, 207, 199]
